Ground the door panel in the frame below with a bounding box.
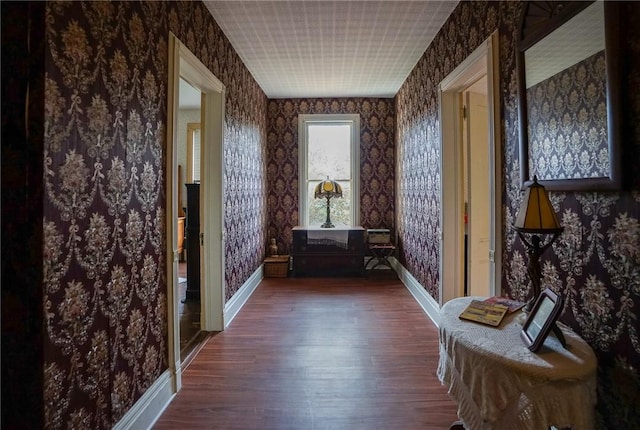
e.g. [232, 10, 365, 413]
[466, 90, 490, 297]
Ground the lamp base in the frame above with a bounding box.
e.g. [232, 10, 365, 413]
[517, 231, 561, 316]
[320, 221, 335, 228]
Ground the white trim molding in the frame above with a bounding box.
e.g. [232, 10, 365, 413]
[224, 265, 263, 328]
[392, 259, 442, 327]
[165, 31, 226, 415]
[297, 113, 361, 227]
[113, 370, 174, 430]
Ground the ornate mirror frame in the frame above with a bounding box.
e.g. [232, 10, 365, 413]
[517, 1, 622, 190]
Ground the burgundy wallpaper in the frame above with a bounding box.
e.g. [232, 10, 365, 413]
[527, 51, 609, 180]
[37, 1, 267, 428]
[396, 1, 502, 298]
[396, 1, 639, 427]
[168, 2, 269, 301]
[167, 5, 267, 301]
[3, 0, 639, 428]
[43, 3, 168, 427]
[266, 98, 395, 255]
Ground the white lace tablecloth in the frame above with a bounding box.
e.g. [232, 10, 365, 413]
[437, 296, 597, 430]
[306, 227, 349, 248]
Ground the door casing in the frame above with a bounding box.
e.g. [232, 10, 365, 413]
[166, 32, 226, 391]
[438, 32, 502, 305]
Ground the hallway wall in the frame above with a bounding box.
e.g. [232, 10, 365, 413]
[3, 0, 639, 427]
[395, 1, 640, 426]
[266, 98, 395, 253]
[2, 1, 267, 428]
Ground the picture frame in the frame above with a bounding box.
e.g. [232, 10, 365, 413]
[520, 288, 565, 352]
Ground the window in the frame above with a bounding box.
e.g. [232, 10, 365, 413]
[298, 114, 360, 227]
[187, 122, 201, 183]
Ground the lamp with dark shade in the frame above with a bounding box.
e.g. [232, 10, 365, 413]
[514, 176, 564, 312]
[314, 177, 343, 228]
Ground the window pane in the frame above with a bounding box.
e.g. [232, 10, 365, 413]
[192, 128, 201, 182]
[307, 124, 351, 180]
[299, 114, 359, 228]
[307, 181, 351, 227]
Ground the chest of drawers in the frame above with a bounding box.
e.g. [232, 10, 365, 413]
[291, 226, 365, 277]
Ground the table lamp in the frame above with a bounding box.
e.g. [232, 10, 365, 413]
[314, 177, 342, 228]
[513, 176, 563, 312]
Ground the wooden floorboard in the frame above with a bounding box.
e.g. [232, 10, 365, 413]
[154, 273, 458, 429]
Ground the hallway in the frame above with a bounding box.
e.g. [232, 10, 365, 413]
[154, 275, 458, 429]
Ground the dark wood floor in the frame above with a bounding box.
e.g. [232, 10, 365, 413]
[155, 272, 459, 429]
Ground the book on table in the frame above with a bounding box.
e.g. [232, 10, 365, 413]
[459, 300, 509, 327]
[483, 296, 525, 314]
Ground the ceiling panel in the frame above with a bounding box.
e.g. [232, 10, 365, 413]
[203, 1, 458, 98]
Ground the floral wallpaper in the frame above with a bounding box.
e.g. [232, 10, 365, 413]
[14, 0, 268, 428]
[42, 2, 169, 427]
[168, 2, 268, 302]
[395, 1, 501, 298]
[527, 51, 609, 180]
[266, 98, 395, 255]
[3, 0, 639, 428]
[396, 1, 639, 426]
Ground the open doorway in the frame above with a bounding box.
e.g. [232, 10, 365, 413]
[176, 78, 203, 361]
[462, 81, 491, 297]
[167, 33, 226, 391]
[439, 32, 502, 305]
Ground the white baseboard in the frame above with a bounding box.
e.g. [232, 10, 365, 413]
[113, 267, 263, 429]
[113, 369, 174, 430]
[392, 259, 442, 327]
[224, 264, 263, 328]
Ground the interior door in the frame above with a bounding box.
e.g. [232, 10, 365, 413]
[465, 90, 491, 297]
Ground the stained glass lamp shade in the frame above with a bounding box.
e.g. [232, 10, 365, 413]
[314, 177, 343, 228]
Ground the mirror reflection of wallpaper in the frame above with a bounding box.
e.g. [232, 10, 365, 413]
[526, 51, 608, 180]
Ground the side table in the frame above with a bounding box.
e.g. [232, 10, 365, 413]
[437, 296, 597, 430]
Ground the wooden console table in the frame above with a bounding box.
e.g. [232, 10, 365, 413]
[291, 226, 365, 277]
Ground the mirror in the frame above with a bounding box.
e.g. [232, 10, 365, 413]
[517, 1, 621, 190]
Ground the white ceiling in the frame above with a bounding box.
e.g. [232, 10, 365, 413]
[525, 1, 604, 88]
[202, 1, 459, 99]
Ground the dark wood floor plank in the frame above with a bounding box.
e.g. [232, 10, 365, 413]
[154, 274, 458, 429]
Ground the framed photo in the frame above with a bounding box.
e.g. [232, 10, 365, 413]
[520, 288, 564, 352]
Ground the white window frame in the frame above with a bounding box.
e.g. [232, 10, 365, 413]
[186, 122, 201, 183]
[298, 114, 360, 227]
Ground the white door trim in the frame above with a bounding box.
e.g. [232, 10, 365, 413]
[166, 33, 226, 393]
[438, 32, 502, 306]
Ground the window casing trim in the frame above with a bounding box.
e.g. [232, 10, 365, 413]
[298, 114, 360, 227]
